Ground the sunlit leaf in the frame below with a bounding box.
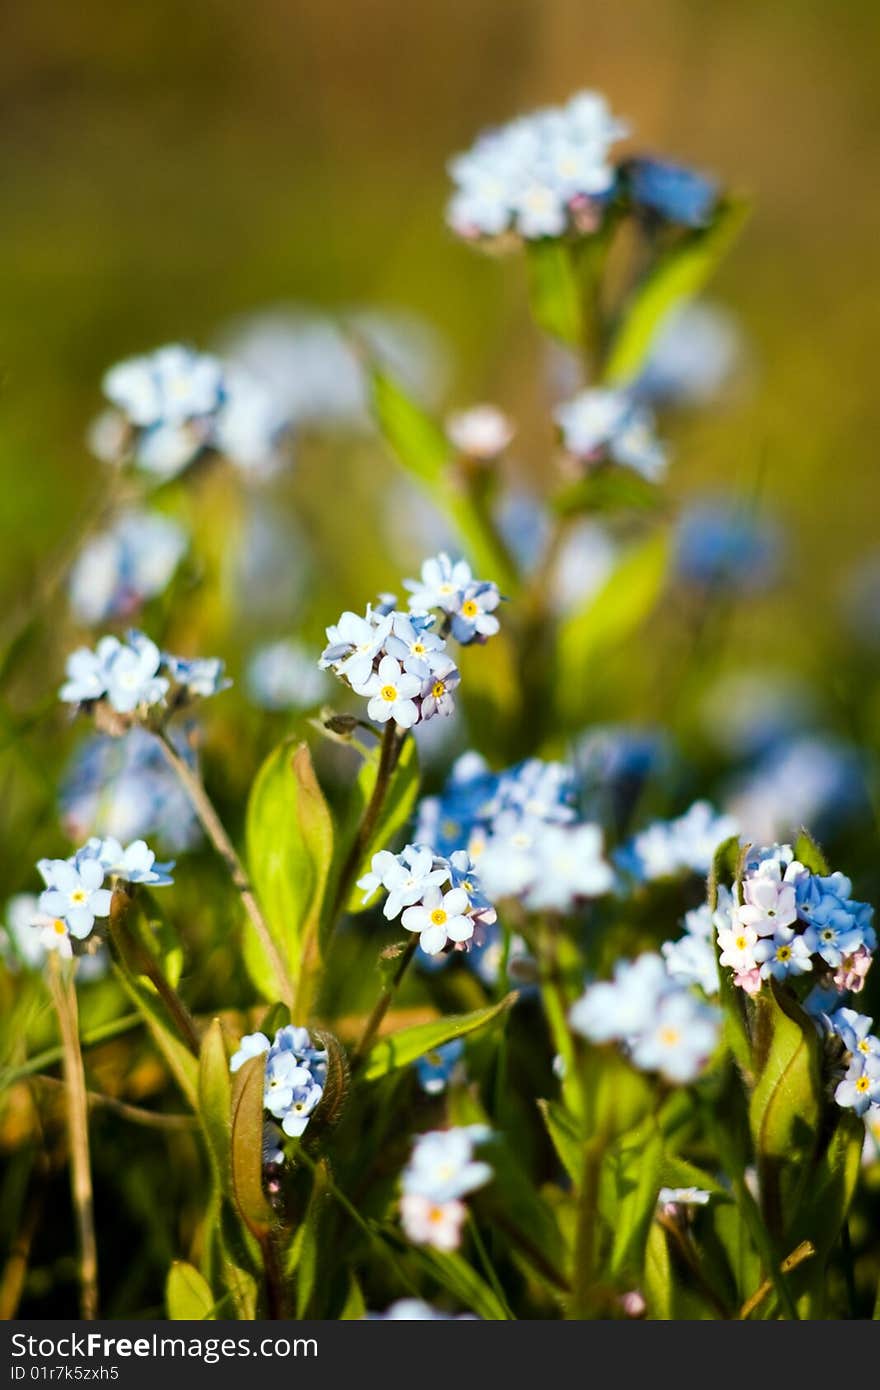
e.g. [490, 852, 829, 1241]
[361, 993, 517, 1081]
[556, 530, 670, 720]
[245, 739, 334, 1003]
[602, 196, 750, 385]
[230, 1054, 272, 1241]
[165, 1261, 216, 1320]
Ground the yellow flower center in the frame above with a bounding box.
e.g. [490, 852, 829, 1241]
[855, 1076, 871, 1094]
[431, 680, 446, 698]
[53, 919, 67, 936]
[858, 1039, 871, 1053]
[70, 889, 87, 904]
[380, 684, 398, 702]
[412, 642, 426, 655]
[659, 1027, 681, 1047]
[776, 945, 792, 962]
[428, 1205, 446, 1224]
[430, 908, 448, 927]
[735, 935, 748, 951]
[461, 599, 479, 618]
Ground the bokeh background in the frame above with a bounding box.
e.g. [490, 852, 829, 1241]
[2, 0, 880, 1317]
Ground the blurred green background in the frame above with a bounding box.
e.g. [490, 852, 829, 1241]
[2, 0, 880, 618]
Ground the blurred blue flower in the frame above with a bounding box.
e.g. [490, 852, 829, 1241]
[625, 157, 719, 227]
[674, 500, 781, 593]
[415, 1039, 464, 1094]
[246, 640, 329, 710]
[61, 727, 200, 852]
[68, 509, 188, 625]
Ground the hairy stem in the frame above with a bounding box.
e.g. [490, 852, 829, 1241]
[350, 936, 419, 1069]
[47, 955, 99, 1320]
[155, 728, 293, 1009]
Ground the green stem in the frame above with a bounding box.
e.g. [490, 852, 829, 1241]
[47, 956, 99, 1320]
[108, 888, 201, 1055]
[330, 721, 404, 927]
[570, 1135, 604, 1319]
[155, 727, 294, 1010]
[350, 936, 419, 1069]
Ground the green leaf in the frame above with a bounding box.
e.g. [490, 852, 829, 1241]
[412, 1247, 511, 1321]
[339, 1274, 366, 1320]
[602, 196, 750, 385]
[793, 829, 829, 876]
[557, 530, 669, 719]
[368, 365, 518, 593]
[553, 467, 664, 518]
[331, 735, 420, 917]
[525, 240, 583, 347]
[786, 1111, 863, 1270]
[749, 983, 821, 1163]
[245, 739, 334, 1002]
[369, 367, 449, 485]
[606, 1123, 664, 1278]
[111, 966, 198, 1109]
[644, 1221, 674, 1319]
[198, 1019, 232, 1197]
[361, 993, 518, 1081]
[537, 1098, 582, 1186]
[230, 1054, 272, 1241]
[166, 1261, 216, 1320]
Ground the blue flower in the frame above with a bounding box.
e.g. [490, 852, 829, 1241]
[675, 501, 780, 593]
[625, 157, 719, 227]
[629, 989, 720, 1084]
[402, 1126, 493, 1203]
[229, 1024, 328, 1146]
[104, 345, 225, 430]
[94, 837, 175, 886]
[835, 1053, 880, 1117]
[60, 636, 125, 705]
[754, 926, 813, 981]
[415, 1039, 464, 1095]
[163, 653, 231, 700]
[404, 553, 477, 616]
[37, 855, 113, 941]
[450, 581, 501, 645]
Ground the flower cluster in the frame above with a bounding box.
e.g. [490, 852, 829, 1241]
[60, 631, 230, 718]
[230, 1026, 328, 1148]
[98, 344, 291, 480]
[403, 553, 502, 644]
[554, 387, 667, 483]
[618, 801, 739, 883]
[447, 90, 626, 242]
[68, 509, 188, 625]
[569, 952, 721, 1085]
[414, 752, 613, 912]
[399, 1126, 493, 1251]
[33, 835, 173, 957]
[717, 844, 876, 997]
[61, 728, 201, 852]
[320, 555, 501, 731]
[358, 844, 496, 955]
